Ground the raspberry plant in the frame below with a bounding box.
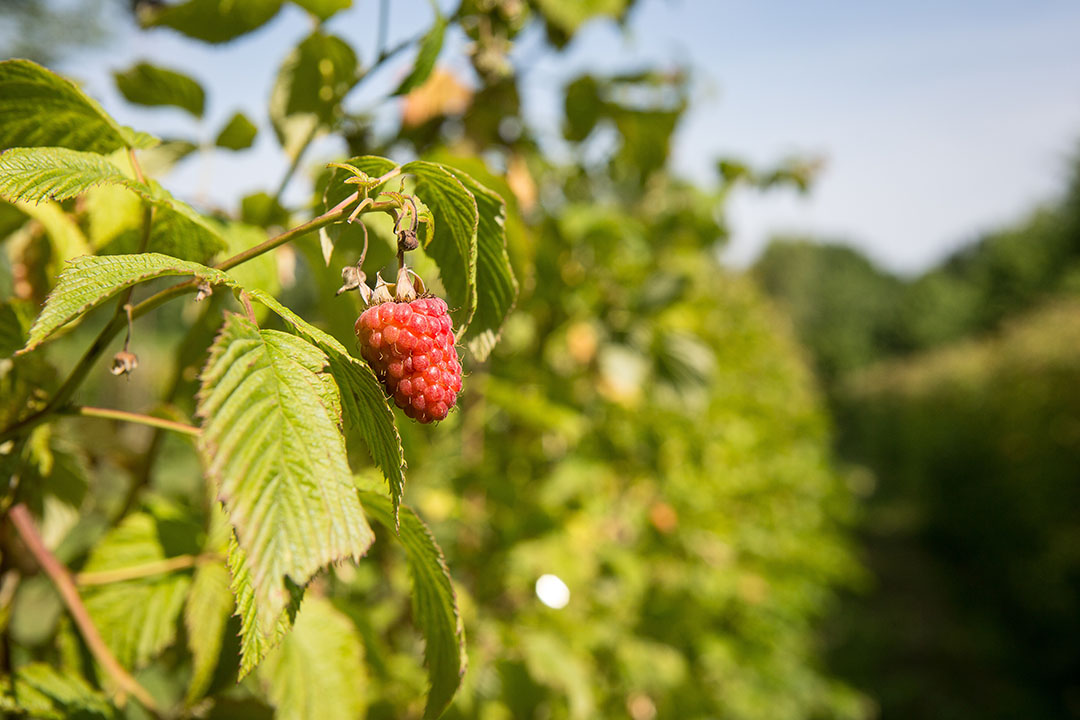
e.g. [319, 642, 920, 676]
[0, 2, 866, 720]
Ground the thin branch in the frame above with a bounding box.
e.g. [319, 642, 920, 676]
[376, 0, 390, 60]
[7, 504, 162, 717]
[75, 554, 217, 587]
[271, 122, 319, 204]
[71, 406, 201, 437]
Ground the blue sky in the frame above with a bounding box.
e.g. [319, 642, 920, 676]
[57, 0, 1080, 274]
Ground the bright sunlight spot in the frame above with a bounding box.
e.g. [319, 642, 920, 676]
[535, 574, 570, 609]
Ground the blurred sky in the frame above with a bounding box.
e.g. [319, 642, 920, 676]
[54, 0, 1080, 274]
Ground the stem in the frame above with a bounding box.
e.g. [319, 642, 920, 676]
[76, 554, 214, 586]
[71, 406, 201, 437]
[272, 123, 319, 204]
[7, 504, 162, 716]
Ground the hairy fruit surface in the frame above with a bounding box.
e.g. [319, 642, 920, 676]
[356, 297, 462, 423]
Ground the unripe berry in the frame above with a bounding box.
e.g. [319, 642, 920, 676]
[355, 297, 462, 423]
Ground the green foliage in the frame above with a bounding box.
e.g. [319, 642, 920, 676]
[197, 313, 375, 658]
[0, 663, 115, 720]
[81, 509, 199, 668]
[0, 6, 863, 720]
[393, 14, 447, 96]
[24, 253, 231, 350]
[292, 0, 353, 21]
[141, 0, 285, 44]
[216, 112, 259, 151]
[258, 595, 366, 720]
[360, 489, 466, 719]
[0, 59, 152, 153]
[0, 147, 140, 203]
[832, 300, 1080, 719]
[114, 62, 206, 118]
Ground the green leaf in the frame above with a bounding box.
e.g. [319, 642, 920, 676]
[0, 147, 140, 203]
[215, 112, 258, 150]
[402, 161, 479, 331]
[291, 0, 352, 21]
[270, 31, 358, 155]
[0, 663, 115, 720]
[0, 59, 143, 153]
[142, 0, 285, 44]
[9, 198, 92, 274]
[184, 560, 234, 703]
[445, 168, 517, 360]
[360, 490, 466, 719]
[0, 300, 33, 358]
[23, 253, 233, 351]
[228, 534, 302, 679]
[242, 289, 406, 520]
[0, 148, 224, 261]
[258, 595, 365, 720]
[393, 15, 447, 96]
[196, 314, 375, 661]
[114, 62, 206, 118]
[81, 511, 200, 668]
[534, 0, 628, 33]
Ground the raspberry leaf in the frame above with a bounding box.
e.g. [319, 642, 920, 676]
[392, 13, 447, 96]
[402, 160, 479, 330]
[214, 112, 258, 151]
[80, 510, 201, 669]
[0, 148, 142, 203]
[0, 59, 155, 153]
[113, 62, 206, 119]
[198, 315, 375, 664]
[243, 288, 407, 518]
[0, 664, 116, 720]
[257, 595, 366, 720]
[446, 168, 518, 361]
[360, 490, 466, 720]
[141, 0, 284, 44]
[23, 253, 233, 352]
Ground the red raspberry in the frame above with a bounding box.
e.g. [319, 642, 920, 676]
[355, 296, 462, 423]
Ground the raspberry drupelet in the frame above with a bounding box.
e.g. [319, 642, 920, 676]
[355, 296, 463, 423]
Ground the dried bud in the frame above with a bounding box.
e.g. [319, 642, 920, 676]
[397, 227, 419, 252]
[110, 350, 139, 376]
[195, 281, 213, 302]
[336, 265, 373, 306]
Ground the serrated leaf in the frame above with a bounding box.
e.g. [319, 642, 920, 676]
[142, 0, 284, 44]
[114, 62, 206, 118]
[0, 147, 224, 261]
[360, 490, 466, 719]
[393, 15, 447, 96]
[258, 595, 365, 720]
[215, 112, 258, 150]
[446, 168, 517, 360]
[228, 535, 302, 678]
[0, 59, 138, 153]
[82, 511, 200, 669]
[0, 663, 116, 720]
[23, 253, 233, 351]
[291, 0, 352, 21]
[0, 147, 140, 203]
[243, 288, 406, 518]
[196, 314, 375, 658]
[402, 161, 479, 331]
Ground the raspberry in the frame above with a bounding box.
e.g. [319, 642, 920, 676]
[355, 296, 462, 423]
